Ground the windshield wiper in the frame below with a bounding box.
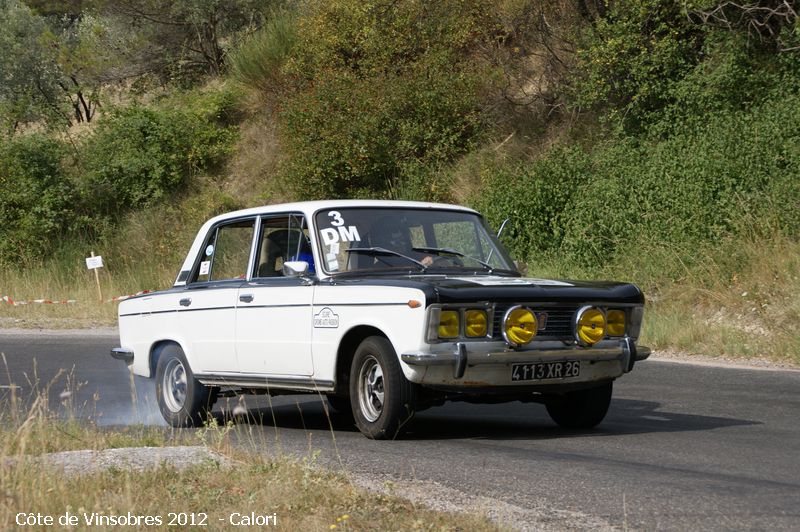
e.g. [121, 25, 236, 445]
[345, 247, 426, 270]
[412, 246, 494, 273]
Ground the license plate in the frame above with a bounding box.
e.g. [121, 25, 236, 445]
[511, 361, 580, 382]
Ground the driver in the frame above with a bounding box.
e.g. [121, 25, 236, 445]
[366, 218, 434, 267]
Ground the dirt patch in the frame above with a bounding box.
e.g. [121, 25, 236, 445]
[9, 446, 232, 476]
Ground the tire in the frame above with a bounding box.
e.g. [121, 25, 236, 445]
[154, 344, 216, 427]
[545, 381, 613, 429]
[349, 336, 415, 439]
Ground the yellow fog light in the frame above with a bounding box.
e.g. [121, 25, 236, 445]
[607, 309, 626, 337]
[438, 310, 459, 338]
[465, 309, 488, 337]
[503, 306, 537, 346]
[575, 306, 606, 346]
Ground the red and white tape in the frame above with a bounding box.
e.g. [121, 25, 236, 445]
[106, 290, 151, 303]
[1, 290, 150, 306]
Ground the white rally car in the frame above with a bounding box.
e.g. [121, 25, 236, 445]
[111, 200, 649, 439]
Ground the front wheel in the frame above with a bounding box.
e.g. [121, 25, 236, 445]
[155, 344, 216, 427]
[349, 336, 415, 439]
[545, 381, 613, 429]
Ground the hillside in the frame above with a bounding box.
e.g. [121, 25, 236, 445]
[1, 0, 798, 362]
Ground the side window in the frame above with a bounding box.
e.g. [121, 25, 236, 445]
[193, 219, 255, 283]
[254, 215, 315, 278]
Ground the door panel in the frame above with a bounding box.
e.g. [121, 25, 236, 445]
[175, 285, 240, 373]
[235, 280, 314, 375]
[178, 217, 257, 374]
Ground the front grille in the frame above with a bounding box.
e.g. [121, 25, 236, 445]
[492, 304, 577, 340]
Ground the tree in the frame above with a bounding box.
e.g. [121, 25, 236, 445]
[106, 0, 271, 78]
[0, 0, 69, 131]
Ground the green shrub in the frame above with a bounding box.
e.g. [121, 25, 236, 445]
[0, 134, 74, 264]
[475, 148, 592, 259]
[282, 64, 484, 200]
[476, 92, 800, 267]
[229, 10, 298, 96]
[81, 89, 238, 215]
[572, 0, 705, 133]
[276, 0, 492, 199]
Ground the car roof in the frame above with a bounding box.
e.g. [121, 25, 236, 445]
[175, 200, 483, 284]
[204, 199, 479, 226]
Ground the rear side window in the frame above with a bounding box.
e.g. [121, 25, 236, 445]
[192, 219, 255, 283]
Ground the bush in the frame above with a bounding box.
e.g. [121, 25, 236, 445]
[81, 88, 238, 215]
[476, 92, 800, 266]
[0, 134, 75, 264]
[276, 0, 492, 199]
[282, 64, 484, 200]
[475, 148, 592, 259]
[571, 0, 705, 133]
[229, 10, 298, 97]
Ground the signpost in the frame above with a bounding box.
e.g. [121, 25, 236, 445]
[85, 251, 104, 301]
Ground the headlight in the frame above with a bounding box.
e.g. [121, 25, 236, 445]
[503, 306, 537, 346]
[607, 309, 626, 337]
[465, 309, 488, 337]
[438, 310, 459, 338]
[575, 306, 606, 346]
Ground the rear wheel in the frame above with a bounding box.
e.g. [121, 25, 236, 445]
[155, 344, 216, 427]
[545, 381, 613, 429]
[350, 336, 415, 439]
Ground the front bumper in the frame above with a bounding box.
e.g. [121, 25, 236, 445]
[402, 337, 650, 381]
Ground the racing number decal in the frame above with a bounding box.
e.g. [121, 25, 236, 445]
[328, 211, 344, 227]
[321, 211, 361, 271]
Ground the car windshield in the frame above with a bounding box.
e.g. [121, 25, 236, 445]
[314, 207, 516, 275]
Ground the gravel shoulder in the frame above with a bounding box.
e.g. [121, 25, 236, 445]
[350, 473, 619, 531]
[649, 349, 800, 371]
[0, 326, 118, 337]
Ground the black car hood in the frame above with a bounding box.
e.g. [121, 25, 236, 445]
[330, 274, 644, 305]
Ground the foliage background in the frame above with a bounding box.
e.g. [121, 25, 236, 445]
[1, 0, 798, 359]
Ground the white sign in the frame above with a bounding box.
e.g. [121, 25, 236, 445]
[313, 307, 340, 328]
[85, 255, 104, 270]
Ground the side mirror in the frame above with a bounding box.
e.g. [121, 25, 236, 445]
[282, 261, 309, 277]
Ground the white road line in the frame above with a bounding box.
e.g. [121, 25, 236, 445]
[640, 415, 670, 421]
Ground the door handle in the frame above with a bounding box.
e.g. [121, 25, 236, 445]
[179, 298, 192, 307]
[239, 294, 254, 303]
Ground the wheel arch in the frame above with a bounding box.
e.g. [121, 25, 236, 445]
[149, 339, 189, 378]
[334, 325, 388, 395]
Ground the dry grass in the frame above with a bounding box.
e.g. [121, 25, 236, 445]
[0, 384, 496, 531]
[519, 231, 800, 365]
[2, 453, 497, 531]
[224, 106, 292, 206]
[640, 235, 800, 364]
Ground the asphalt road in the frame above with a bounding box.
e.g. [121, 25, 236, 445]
[1, 331, 799, 530]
